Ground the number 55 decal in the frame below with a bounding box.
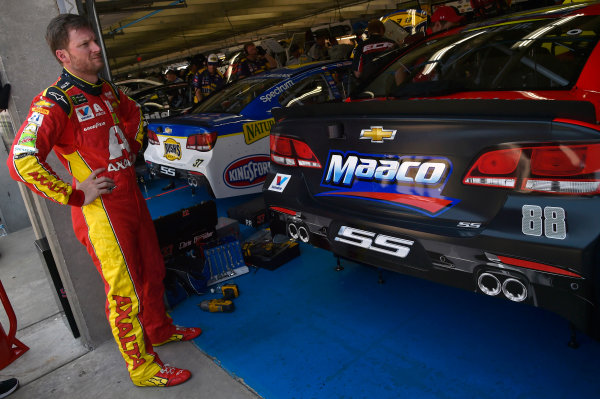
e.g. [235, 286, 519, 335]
[522, 205, 566, 240]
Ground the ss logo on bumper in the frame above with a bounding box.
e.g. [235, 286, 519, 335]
[160, 165, 176, 177]
[335, 226, 414, 258]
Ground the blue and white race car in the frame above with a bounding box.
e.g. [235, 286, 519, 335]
[144, 61, 352, 198]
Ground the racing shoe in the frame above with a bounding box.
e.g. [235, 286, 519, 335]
[153, 326, 202, 346]
[134, 365, 191, 387]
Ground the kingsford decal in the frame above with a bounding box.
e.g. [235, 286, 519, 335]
[224, 155, 270, 188]
[243, 118, 274, 145]
[319, 151, 458, 217]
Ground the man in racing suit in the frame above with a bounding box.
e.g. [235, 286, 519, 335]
[6, 14, 200, 387]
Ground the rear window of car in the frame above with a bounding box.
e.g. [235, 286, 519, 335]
[192, 77, 282, 114]
[366, 14, 600, 97]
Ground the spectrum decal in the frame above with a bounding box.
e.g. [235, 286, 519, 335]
[318, 150, 458, 216]
[223, 155, 270, 188]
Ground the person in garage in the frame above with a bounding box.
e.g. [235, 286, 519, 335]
[5, 13, 201, 388]
[351, 19, 397, 81]
[236, 42, 277, 79]
[192, 53, 225, 103]
[428, 5, 466, 34]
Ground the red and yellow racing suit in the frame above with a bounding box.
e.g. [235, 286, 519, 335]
[6, 68, 177, 383]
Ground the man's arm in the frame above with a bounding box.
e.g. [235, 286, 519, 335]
[195, 88, 203, 103]
[6, 91, 86, 206]
[264, 53, 278, 69]
[117, 89, 145, 156]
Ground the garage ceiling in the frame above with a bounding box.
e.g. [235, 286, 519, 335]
[91, 0, 407, 75]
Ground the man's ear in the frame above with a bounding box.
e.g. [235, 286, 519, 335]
[56, 49, 68, 64]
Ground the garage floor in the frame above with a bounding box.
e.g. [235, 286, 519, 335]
[144, 177, 600, 399]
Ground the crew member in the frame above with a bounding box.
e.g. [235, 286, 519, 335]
[193, 53, 225, 103]
[236, 42, 277, 79]
[6, 14, 201, 387]
[428, 6, 466, 34]
[352, 19, 397, 80]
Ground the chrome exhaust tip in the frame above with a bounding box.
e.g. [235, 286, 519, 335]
[187, 176, 198, 187]
[478, 272, 501, 296]
[502, 278, 527, 302]
[297, 225, 310, 243]
[287, 223, 299, 240]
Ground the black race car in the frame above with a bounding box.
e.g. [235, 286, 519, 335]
[263, 3, 600, 340]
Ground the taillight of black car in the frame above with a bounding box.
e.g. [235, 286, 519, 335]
[270, 134, 321, 168]
[187, 132, 217, 151]
[463, 142, 600, 195]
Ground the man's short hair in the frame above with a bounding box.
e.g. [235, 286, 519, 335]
[367, 19, 385, 36]
[46, 14, 93, 63]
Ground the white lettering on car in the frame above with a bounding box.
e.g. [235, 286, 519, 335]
[335, 226, 414, 258]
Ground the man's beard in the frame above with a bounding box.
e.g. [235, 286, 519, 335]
[70, 53, 104, 77]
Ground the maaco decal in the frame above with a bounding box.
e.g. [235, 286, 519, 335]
[318, 150, 458, 216]
[223, 155, 270, 188]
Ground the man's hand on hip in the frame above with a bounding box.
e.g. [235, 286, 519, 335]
[77, 168, 116, 205]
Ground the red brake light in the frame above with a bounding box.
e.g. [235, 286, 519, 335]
[270, 134, 321, 168]
[271, 135, 292, 156]
[477, 149, 521, 175]
[186, 132, 217, 151]
[147, 129, 159, 145]
[530, 147, 585, 176]
[464, 143, 600, 195]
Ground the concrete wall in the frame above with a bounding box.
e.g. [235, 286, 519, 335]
[0, 0, 111, 348]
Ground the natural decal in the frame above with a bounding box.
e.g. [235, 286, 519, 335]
[223, 155, 270, 188]
[242, 118, 274, 145]
[163, 138, 182, 161]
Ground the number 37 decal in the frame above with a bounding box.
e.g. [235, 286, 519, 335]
[522, 205, 566, 240]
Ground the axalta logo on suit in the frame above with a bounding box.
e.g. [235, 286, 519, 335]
[113, 295, 146, 370]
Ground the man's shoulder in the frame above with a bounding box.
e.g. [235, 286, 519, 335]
[40, 84, 72, 116]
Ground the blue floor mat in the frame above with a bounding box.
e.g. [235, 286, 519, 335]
[145, 178, 600, 399]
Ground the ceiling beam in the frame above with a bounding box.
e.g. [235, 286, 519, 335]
[95, 0, 188, 14]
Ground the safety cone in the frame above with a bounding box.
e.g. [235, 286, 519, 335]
[0, 279, 29, 370]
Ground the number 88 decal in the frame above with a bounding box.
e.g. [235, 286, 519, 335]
[522, 205, 566, 240]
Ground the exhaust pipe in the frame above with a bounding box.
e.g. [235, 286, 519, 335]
[477, 273, 501, 296]
[502, 278, 527, 302]
[297, 225, 310, 243]
[287, 223, 299, 240]
[187, 176, 199, 187]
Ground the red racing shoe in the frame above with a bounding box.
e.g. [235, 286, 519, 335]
[153, 326, 202, 346]
[134, 365, 191, 387]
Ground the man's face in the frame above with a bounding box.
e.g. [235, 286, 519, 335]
[165, 73, 176, 82]
[207, 64, 217, 74]
[58, 27, 104, 79]
[432, 20, 457, 34]
[246, 45, 257, 57]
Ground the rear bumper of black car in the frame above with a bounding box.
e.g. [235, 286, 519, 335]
[264, 173, 600, 340]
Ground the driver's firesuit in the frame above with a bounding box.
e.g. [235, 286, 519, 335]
[6, 68, 177, 383]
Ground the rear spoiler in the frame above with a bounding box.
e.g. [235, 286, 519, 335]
[272, 100, 597, 124]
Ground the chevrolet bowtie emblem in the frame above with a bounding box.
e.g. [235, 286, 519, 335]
[359, 126, 396, 143]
